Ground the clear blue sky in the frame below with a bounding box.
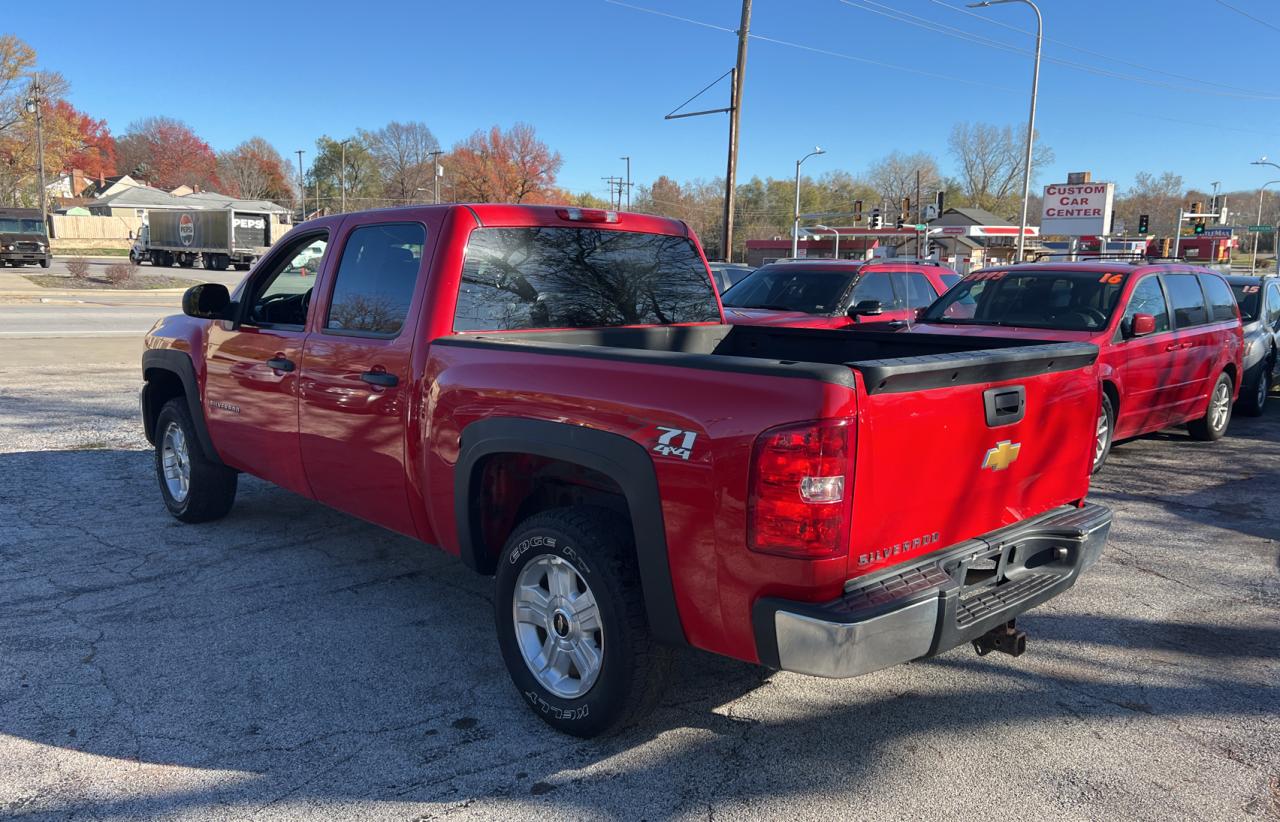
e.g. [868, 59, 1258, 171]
[12, 0, 1279, 198]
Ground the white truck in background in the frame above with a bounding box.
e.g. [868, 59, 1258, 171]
[132, 209, 272, 271]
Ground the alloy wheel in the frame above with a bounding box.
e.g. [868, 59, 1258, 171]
[512, 554, 604, 699]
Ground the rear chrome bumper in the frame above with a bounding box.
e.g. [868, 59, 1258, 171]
[753, 503, 1111, 678]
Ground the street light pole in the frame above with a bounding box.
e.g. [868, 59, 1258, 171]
[792, 147, 826, 257]
[620, 155, 631, 210]
[1252, 181, 1280, 274]
[339, 139, 351, 213]
[24, 79, 46, 227]
[969, 0, 1041, 262]
[295, 150, 306, 220]
[814, 224, 839, 259]
[426, 150, 443, 204]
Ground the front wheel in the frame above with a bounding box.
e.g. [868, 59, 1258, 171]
[1188, 372, 1234, 441]
[154, 398, 237, 522]
[1237, 360, 1271, 417]
[494, 507, 672, 737]
[39, 257, 50, 268]
[1092, 393, 1114, 474]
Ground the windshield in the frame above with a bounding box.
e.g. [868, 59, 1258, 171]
[922, 269, 1127, 331]
[0, 218, 45, 235]
[721, 266, 855, 313]
[1230, 283, 1261, 321]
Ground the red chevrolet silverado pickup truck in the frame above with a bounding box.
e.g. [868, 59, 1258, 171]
[141, 204, 1111, 736]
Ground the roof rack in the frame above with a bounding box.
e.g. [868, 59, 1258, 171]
[862, 258, 948, 267]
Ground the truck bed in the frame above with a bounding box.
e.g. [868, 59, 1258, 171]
[437, 324, 1099, 392]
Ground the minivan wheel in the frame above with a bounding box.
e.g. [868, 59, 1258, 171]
[1188, 372, 1234, 441]
[1092, 393, 1114, 474]
[154, 398, 237, 522]
[493, 506, 672, 738]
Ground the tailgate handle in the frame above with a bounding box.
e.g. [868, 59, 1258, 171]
[984, 385, 1026, 427]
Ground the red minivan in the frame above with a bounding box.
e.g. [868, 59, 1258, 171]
[908, 262, 1244, 471]
[721, 259, 959, 329]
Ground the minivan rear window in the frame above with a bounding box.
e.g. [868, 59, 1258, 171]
[1230, 283, 1261, 321]
[454, 227, 720, 331]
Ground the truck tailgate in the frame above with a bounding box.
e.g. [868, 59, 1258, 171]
[845, 343, 1099, 578]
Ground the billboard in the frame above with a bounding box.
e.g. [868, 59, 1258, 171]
[1041, 182, 1115, 236]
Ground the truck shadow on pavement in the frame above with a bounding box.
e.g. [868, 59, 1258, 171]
[1, 447, 1277, 819]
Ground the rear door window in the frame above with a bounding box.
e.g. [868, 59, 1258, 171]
[1197, 274, 1236, 323]
[1163, 274, 1209, 328]
[851, 272, 898, 308]
[897, 272, 938, 308]
[455, 227, 719, 331]
[325, 223, 425, 336]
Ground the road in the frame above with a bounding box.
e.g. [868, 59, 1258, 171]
[0, 317, 1276, 821]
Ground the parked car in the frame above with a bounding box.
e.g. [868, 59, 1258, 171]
[721, 259, 959, 329]
[142, 204, 1110, 737]
[1223, 274, 1280, 415]
[706, 261, 754, 293]
[912, 263, 1244, 472]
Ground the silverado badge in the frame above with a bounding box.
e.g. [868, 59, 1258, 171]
[982, 440, 1021, 471]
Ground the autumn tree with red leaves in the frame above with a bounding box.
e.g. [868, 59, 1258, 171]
[446, 123, 562, 204]
[217, 137, 292, 202]
[116, 116, 219, 191]
[46, 99, 115, 180]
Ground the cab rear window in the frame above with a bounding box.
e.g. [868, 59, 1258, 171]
[454, 227, 720, 332]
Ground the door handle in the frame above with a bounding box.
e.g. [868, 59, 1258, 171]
[360, 370, 399, 387]
[266, 357, 295, 372]
[1164, 343, 1180, 352]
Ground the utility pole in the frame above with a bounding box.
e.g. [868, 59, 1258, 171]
[295, 150, 306, 220]
[24, 79, 46, 227]
[915, 168, 922, 256]
[620, 156, 632, 210]
[723, 0, 752, 262]
[602, 176, 623, 210]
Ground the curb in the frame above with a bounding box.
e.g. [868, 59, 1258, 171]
[0, 288, 187, 298]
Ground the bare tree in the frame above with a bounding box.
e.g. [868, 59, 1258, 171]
[1114, 171, 1184, 238]
[866, 151, 942, 219]
[216, 137, 292, 201]
[360, 120, 440, 203]
[948, 122, 1054, 219]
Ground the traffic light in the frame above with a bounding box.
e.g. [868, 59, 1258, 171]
[870, 208, 882, 229]
[853, 199, 863, 222]
[1194, 222, 1205, 235]
[1138, 214, 1149, 234]
[896, 216, 904, 229]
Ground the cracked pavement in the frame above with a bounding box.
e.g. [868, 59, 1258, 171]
[0, 336, 1277, 820]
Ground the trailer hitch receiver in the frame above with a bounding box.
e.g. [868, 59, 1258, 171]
[972, 620, 1027, 657]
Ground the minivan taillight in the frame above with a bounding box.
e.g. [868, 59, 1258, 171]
[748, 420, 852, 559]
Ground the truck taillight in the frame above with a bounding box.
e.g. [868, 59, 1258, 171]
[555, 207, 619, 223]
[748, 420, 851, 559]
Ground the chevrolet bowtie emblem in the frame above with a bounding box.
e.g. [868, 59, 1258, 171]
[982, 440, 1022, 471]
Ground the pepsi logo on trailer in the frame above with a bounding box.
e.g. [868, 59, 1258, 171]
[178, 213, 195, 247]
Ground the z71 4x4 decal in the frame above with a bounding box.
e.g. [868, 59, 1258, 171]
[653, 426, 697, 461]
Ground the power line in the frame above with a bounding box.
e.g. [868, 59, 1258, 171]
[1214, 0, 1280, 33]
[604, 0, 1016, 92]
[925, 0, 1278, 96]
[838, 0, 1280, 101]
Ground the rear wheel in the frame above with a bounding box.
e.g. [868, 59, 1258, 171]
[1092, 393, 1114, 474]
[1188, 372, 1233, 441]
[494, 507, 672, 737]
[154, 398, 237, 522]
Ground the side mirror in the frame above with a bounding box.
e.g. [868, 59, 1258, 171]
[182, 283, 232, 320]
[1131, 313, 1156, 337]
[848, 299, 884, 318]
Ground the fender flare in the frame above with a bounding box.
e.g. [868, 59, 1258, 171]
[455, 417, 686, 647]
[141, 349, 221, 464]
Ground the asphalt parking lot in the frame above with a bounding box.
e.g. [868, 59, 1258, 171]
[1, 336, 1277, 821]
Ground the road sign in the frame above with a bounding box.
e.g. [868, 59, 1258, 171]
[1200, 227, 1233, 238]
[912, 224, 927, 231]
[1248, 225, 1275, 233]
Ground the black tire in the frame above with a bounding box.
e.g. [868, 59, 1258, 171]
[494, 506, 672, 738]
[153, 398, 237, 523]
[1187, 371, 1234, 441]
[1092, 392, 1114, 474]
[39, 257, 50, 268]
[178, 255, 194, 268]
[1237, 359, 1271, 417]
